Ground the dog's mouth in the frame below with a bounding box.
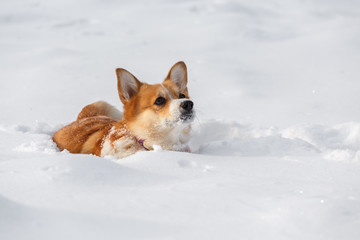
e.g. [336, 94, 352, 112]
[162, 110, 195, 128]
[180, 111, 195, 122]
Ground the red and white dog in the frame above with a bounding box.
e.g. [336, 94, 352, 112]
[53, 61, 195, 158]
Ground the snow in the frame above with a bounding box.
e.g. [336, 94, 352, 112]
[1, 0, 360, 239]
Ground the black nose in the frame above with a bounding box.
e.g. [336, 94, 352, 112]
[180, 100, 194, 111]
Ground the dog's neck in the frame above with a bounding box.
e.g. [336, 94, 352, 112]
[128, 121, 191, 151]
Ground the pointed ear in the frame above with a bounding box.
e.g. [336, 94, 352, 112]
[165, 61, 188, 91]
[116, 68, 142, 104]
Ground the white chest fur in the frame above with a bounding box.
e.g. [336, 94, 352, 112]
[100, 127, 143, 158]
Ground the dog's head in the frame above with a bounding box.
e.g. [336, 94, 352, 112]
[116, 61, 195, 150]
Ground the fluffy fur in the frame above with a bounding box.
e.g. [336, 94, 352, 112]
[53, 61, 195, 158]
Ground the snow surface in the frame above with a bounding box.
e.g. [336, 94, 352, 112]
[1, 0, 360, 239]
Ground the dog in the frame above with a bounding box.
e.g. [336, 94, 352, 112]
[53, 61, 195, 158]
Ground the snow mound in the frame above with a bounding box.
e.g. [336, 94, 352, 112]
[14, 135, 58, 154]
[5, 120, 360, 162]
[282, 122, 360, 162]
[3, 121, 62, 155]
[190, 120, 360, 162]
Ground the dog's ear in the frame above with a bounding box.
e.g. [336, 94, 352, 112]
[116, 68, 142, 104]
[165, 61, 188, 91]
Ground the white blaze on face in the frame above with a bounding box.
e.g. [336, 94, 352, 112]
[160, 83, 173, 99]
[168, 99, 188, 123]
[159, 83, 194, 125]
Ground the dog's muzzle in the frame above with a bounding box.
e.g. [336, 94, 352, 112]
[180, 100, 195, 121]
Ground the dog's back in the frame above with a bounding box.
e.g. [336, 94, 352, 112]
[77, 101, 122, 121]
[53, 101, 120, 155]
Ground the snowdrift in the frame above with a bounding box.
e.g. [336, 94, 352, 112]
[1, 0, 360, 239]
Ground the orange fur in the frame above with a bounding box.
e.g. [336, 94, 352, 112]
[77, 101, 122, 121]
[53, 61, 195, 159]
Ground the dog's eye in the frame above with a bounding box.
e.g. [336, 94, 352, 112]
[154, 97, 166, 105]
[179, 93, 186, 99]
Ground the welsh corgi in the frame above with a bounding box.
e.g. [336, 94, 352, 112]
[53, 61, 195, 158]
